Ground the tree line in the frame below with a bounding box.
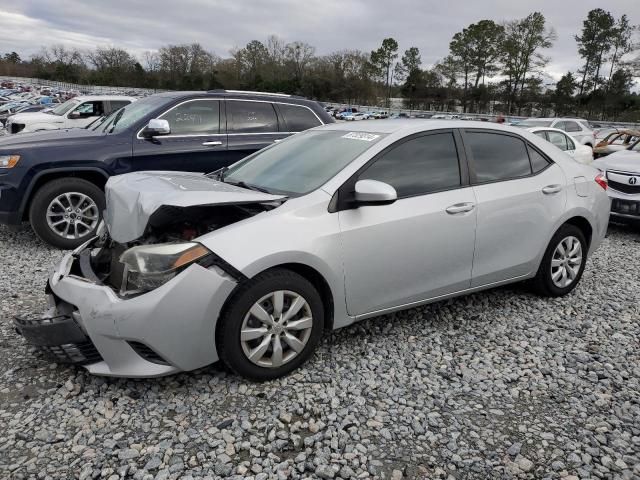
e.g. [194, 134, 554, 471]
[0, 8, 638, 121]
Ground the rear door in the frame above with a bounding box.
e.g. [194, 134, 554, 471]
[225, 100, 287, 165]
[132, 98, 230, 173]
[462, 129, 567, 287]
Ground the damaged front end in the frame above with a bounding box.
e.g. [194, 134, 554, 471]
[14, 171, 287, 376]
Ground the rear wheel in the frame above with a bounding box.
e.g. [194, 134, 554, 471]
[29, 178, 105, 249]
[531, 224, 587, 297]
[217, 269, 324, 381]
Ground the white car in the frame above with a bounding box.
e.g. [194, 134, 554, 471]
[517, 118, 595, 148]
[527, 127, 594, 165]
[592, 139, 640, 224]
[345, 113, 368, 121]
[4, 95, 136, 134]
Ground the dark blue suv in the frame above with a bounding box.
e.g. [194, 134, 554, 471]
[0, 90, 332, 248]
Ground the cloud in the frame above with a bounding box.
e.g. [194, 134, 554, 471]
[1, 0, 638, 83]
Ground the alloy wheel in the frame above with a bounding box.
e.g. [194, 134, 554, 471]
[46, 192, 100, 240]
[240, 290, 313, 368]
[550, 236, 583, 288]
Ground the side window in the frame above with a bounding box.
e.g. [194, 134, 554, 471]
[534, 131, 548, 141]
[564, 121, 581, 132]
[528, 146, 551, 173]
[160, 100, 220, 135]
[278, 104, 322, 131]
[73, 101, 103, 117]
[108, 100, 131, 113]
[359, 132, 461, 197]
[467, 132, 531, 182]
[565, 135, 576, 150]
[554, 121, 566, 131]
[547, 131, 569, 151]
[227, 101, 279, 133]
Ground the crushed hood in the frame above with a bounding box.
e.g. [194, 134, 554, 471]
[592, 150, 640, 173]
[104, 171, 286, 243]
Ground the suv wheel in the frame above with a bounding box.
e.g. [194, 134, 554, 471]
[29, 178, 105, 249]
[531, 224, 587, 297]
[217, 269, 324, 381]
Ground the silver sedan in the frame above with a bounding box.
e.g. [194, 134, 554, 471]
[15, 121, 611, 380]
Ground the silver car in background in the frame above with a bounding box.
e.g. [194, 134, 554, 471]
[15, 121, 611, 380]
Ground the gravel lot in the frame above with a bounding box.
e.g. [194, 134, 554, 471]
[1, 223, 639, 480]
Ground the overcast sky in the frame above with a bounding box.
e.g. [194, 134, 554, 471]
[1, 0, 638, 82]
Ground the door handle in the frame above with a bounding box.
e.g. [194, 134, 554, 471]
[542, 184, 562, 194]
[445, 202, 475, 214]
[202, 141, 222, 146]
[273, 139, 282, 143]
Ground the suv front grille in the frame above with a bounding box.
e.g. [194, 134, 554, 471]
[607, 171, 640, 195]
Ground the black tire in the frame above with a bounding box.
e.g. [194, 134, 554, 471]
[29, 178, 105, 249]
[217, 268, 324, 381]
[530, 224, 587, 297]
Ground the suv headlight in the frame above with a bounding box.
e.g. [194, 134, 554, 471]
[119, 242, 211, 294]
[0, 155, 20, 168]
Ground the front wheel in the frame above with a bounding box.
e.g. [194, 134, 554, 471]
[29, 178, 105, 249]
[530, 224, 587, 297]
[217, 269, 324, 381]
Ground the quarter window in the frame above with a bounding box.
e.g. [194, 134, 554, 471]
[563, 121, 581, 132]
[467, 132, 531, 182]
[227, 101, 279, 133]
[278, 104, 322, 131]
[528, 146, 551, 173]
[160, 100, 220, 135]
[360, 132, 461, 197]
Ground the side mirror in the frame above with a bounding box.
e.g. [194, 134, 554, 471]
[354, 179, 397, 206]
[67, 112, 81, 119]
[141, 118, 170, 138]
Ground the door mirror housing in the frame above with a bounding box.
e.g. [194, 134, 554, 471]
[354, 179, 397, 206]
[67, 111, 82, 120]
[141, 118, 171, 138]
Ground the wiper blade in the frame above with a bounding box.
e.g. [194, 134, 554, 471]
[225, 180, 271, 194]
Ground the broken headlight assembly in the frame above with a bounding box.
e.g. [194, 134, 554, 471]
[119, 242, 211, 294]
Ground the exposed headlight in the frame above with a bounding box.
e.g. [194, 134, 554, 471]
[119, 242, 211, 294]
[0, 155, 20, 168]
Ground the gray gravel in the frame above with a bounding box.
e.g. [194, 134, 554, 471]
[1, 223, 639, 479]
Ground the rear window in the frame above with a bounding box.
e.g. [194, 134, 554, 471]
[278, 104, 322, 131]
[227, 100, 279, 133]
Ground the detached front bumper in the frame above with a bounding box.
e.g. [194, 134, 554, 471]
[14, 241, 239, 377]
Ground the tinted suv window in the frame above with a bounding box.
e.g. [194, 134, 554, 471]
[467, 132, 531, 182]
[360, 132, 461, 197]
[278, 104, 322, 131]
[160, 100, 220, 135]
[227, 101, 278, 133]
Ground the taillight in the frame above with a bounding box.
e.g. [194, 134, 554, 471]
[595, 173, 607, 190]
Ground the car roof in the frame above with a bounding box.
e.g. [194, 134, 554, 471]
[149, 90, 325, 109]
[321, 119, 526, 134]
[525, 126, 572, 134]
[526, 117, 588, 122]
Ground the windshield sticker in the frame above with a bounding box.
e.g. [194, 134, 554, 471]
[341, 132, 380, 141]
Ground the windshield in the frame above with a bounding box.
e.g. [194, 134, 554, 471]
[516, 120, 553, 128]
[97, 96, 169, 134]
[224, 129, 387, 195]
[50, 99, 80, 116]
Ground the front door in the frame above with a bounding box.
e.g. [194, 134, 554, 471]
[338, 131, 477, 317]
[461, 129, 568, 287]
[132, 99, 230, 173]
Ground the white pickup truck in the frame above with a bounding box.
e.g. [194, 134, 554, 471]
[5, 95, 136, 134]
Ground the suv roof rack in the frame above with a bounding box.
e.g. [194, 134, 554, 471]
[207, 89, 305, 99]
